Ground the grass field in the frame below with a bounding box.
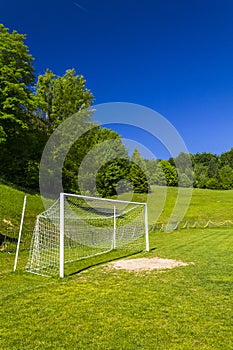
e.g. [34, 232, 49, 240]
[0, 184, 233, 349]
[123, 186, 233, 224]
[1, 229, 232, 349]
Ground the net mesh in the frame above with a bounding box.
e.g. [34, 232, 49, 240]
[26, 195, 146, 277]
[152, 219, 233, 232]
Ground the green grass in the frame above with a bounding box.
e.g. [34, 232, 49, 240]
[0, 183, 44, 237]
[0, 229, 232, 349]
[0, 183, 233, 349]
[1, 183, 233, 238]
[119, 186, 233, 225]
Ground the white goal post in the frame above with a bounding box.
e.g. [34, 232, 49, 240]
[26, 193, 149, 278]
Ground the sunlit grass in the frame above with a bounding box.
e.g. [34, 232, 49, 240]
[119, 186, 233, 225]
[0, 183, 233, 349]
[1, 183, 233, 238]
[0, 229, 232, 349]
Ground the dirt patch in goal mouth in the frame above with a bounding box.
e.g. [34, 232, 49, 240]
[108, 257, 191, 272]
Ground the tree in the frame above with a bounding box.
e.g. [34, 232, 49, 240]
[35, 69, 55, 123]
[174, 152, 193, 173]
[0, 24, 35, 137]
[193, 164, 208, 188]
[35, 68, 93, 131]
[173, 152, 193, 187]
[219, 165, 233, 189]
[178, 172, 193, 187]
[0, 125, 6, 143]
[129, 148, 151, 193]
[0, 24, 38, 184]
[144, 159, 157, 184]
[219, 148, 233, 168]
[192, 152, 219, 167]
[159, 160, 178, 187]
[63, 126, 129, 196]
[145, 159, 166, 186]
[192, 152, 221, 189]
[96, 158, 131, 197]
[206, 177, 221, 190]
[35, 68, 94, 192]
[153, 164, 167, 186]
[207, 157, 219, 179]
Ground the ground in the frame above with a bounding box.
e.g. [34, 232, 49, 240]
[108, 257, 191, 272]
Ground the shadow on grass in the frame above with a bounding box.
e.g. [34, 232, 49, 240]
[0, 177, 39, 195]
[66, 246, 157, 276]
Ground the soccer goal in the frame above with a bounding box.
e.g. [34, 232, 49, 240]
[26, 193, 149, 277]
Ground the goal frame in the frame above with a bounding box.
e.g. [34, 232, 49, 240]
[59, 193, 149, 278]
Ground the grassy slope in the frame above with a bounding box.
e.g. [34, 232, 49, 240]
[0, 183, 44, 236]
[0, 183, 233, 349]
[1, 183, 233, 234]
[119, 186, 233, 224]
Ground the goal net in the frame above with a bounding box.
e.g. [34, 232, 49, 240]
[26, 193, 149, 277]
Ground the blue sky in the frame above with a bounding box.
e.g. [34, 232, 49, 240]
[1, 0, 233, 159]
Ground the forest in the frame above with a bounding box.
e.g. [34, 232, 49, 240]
[1, 23, 233, 195]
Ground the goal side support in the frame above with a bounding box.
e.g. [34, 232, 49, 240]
[60, 192, 65, 278]
[113, 205, 117, 250]
[145, 203, 149, 252]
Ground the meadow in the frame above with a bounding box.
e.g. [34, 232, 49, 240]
[0, 184, 232, 349]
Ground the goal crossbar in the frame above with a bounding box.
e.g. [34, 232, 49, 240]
[62, 193, 147, 206]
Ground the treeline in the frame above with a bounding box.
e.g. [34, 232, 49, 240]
[145, 149, 233, 190]
[0, 24, 150, 196]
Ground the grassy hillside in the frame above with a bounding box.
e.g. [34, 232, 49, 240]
[1, 183, 233, 240]
[0, 183, 232, 349]
[0, 184, 44, 235]
[1, 183, 233, 271]
[119, 185, 233, 225]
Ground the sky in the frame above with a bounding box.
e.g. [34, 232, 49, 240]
[1, 0, 233, 159]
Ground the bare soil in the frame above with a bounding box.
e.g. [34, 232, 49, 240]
[108, 257, 191, 272]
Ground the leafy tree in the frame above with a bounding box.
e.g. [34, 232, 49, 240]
[0, 24, 35, 137]
[63, 127, 129, 196]
[96, 158, 131, 197]
[152, 163, 166, 186]
[206, 177, 221, 190]
[185, 167, 194, 182]
[207, 157, 219, 179]
[168, 157, 175, 167]
[178, 172, 193, 187]
[193, 152, 218, 167]
[0, 125, 6, 143]
[173, 152, 193, 187]
[144, 159, 166, 186]
[192, 153, 221, 189]
[90, 128, 129, 196]
[159, 160, 178, 187]
[35, 69, 94, 192]
[174, 152, 193, 173]
[129, 148, 151, 193]
[219, 165, 233, 189]
[35, 68, 93, 131]
[0, 24, 39, 185]
[144, 159, 157, 184]
[35, 69, 55, 123]
[219, 148, 233, 168]
[131, 148, 147, 172]
[193, 164, 208, 188]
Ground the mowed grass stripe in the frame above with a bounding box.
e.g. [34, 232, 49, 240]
[0, 229, 232, 349]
